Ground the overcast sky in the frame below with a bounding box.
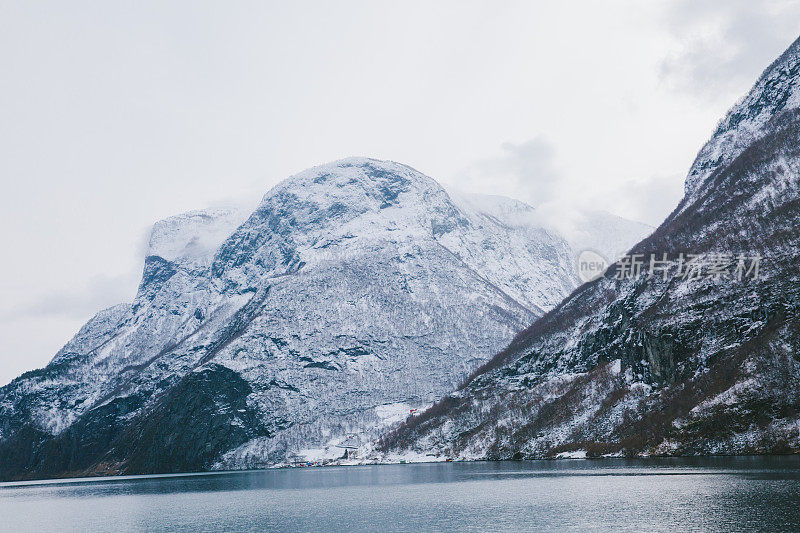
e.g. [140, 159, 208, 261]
[2, 0, 800, 385]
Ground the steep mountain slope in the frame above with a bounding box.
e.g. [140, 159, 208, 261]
[1, 157, 624, 480]
[379, 37, 800, 461]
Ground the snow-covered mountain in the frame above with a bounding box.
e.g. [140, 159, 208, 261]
[0, 157, 649, 479]
[379, 36, 800, 461]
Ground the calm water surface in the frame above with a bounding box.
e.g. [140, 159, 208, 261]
[2, 457, 800, 532]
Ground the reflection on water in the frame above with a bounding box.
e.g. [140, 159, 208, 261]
[2, 457, 800, 532]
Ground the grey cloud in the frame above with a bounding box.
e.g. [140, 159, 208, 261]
[4, 272, 140, 322]
[456, 138, 561, 206]
[453, 138, 683, 229]
[605, 174, 685, 227]
[659, 0, 800, 99]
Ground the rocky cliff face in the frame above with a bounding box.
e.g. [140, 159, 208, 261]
[0, 158, 647, 480]
[378, 37, 800, 461]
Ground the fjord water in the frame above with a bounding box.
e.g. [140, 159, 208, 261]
[2, 458, 800, 532]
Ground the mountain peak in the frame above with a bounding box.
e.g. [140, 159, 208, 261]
[684, 34, 800, 201]
[266, 157, 442, 212]
[147, 206, 251, 263]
